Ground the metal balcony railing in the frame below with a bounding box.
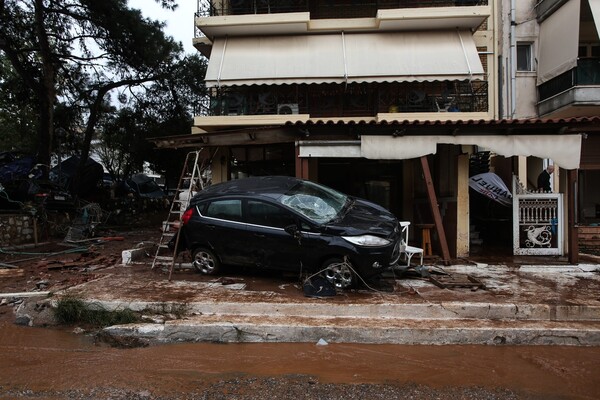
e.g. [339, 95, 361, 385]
[197, 81, 489, 117]
[538, 57, 600, 101]
[196, 0, 487, 18]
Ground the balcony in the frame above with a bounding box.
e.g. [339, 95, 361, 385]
[538, 58, 600, 117]
[198, 0, 488, 18]
[197, 81, 488, 118]
[194, 1, 490, 51]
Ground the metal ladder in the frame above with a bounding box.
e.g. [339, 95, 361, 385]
[151, 149, 211, 279]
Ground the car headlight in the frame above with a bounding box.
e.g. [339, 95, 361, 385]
[342, 235, 390, 247]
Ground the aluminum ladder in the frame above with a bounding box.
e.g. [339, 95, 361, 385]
[151, 149, 211, 279]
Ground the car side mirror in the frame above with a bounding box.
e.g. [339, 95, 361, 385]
[284, 224, 301, 241]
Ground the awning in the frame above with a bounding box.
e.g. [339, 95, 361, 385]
[205, 31, 484, 88]
[590, 0, 600, 39]
[297, 140, 361, 158]
[360, 135, 582, 169]
[537, 0, 581, 85]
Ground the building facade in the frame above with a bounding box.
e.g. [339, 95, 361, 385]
[499, 0, 600, 254]
[155, 0, 595, 261]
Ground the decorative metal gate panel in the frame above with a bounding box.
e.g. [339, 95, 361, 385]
[512, 177, 563, 255]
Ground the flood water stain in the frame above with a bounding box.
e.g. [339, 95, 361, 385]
[0, 322, 599, 399]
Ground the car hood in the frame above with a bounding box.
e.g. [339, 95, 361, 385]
[322, 198, 399, 237]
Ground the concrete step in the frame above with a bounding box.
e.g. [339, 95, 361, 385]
[103, 314, 600, 346]
[88, 299, 600, 322]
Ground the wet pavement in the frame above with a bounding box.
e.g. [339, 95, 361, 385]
[2, 229, 600, 346]
[39, 252, 600, 346]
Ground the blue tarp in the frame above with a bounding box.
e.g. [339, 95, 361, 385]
[50, 156, 103, 197]
[0, 154, 41, 184]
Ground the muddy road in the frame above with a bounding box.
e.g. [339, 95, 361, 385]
[1, 323, 599, 399]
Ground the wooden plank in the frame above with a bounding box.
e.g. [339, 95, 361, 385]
[568, 169, 578, 264]
[0, 269, 24, 277]
[0, 291, 50, 297]
[578, 226, 600, 232]
[420, 156, 451, 264]
[429, 274, 486, 290]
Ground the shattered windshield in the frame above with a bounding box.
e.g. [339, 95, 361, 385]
[279, 180, 348, 224]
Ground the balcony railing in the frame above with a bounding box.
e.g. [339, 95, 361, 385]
[197, 0, 488, 18]
[198, 81, 488, 117]
[538, 58, 600, 101]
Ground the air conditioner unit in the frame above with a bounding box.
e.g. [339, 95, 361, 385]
[277, 103, 299, 115]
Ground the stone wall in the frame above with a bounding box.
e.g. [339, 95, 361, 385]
[0, 214, 36, 246]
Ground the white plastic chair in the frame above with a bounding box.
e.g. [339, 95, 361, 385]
[399, 221, 424, 266]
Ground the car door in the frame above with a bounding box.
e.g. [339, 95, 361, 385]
[244, 199, 305, 271]
[202, 198, 252, 266]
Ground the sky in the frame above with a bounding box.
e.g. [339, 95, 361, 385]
[128, 0, 198, 54]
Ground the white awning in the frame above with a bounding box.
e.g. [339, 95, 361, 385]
[205, 31, 484, 88]
[537, 0, 581, 85]
[589, 0, 600, 38]
[360, 135, 582, 169]
[297, 140, 361, 158]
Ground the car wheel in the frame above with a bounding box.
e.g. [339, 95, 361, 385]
[192, 248, 220, 275]
[322, 257, 354, 289]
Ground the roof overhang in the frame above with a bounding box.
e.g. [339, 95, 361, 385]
[151, 118, 599, 169]
[150, 126, 297, 149]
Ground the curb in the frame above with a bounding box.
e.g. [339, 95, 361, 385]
[82, 299, 600, 322]
[104, 316, 600, 346]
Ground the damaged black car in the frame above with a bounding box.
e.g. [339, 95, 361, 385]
[177, 176, 402, 289]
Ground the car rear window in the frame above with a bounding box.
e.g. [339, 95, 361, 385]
[205, 199, 242, 222]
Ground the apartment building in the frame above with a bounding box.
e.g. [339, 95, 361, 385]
[152, 0, 596, 260]
[500, 0, 600, 255]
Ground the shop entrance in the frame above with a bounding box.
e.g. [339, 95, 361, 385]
[317, 158, 403, 218]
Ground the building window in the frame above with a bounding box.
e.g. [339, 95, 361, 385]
[578, 43, 600, 58]
[517, 43, 533, 71]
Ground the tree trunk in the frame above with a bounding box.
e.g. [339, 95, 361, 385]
[34, 0, 56, 175]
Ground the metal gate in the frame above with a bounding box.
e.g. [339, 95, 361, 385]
[512, 176, 563, 255]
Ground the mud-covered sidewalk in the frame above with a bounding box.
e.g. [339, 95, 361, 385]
[1, 229, 600, 346]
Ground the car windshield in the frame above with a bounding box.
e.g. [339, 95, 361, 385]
[279, 180, 348, 224]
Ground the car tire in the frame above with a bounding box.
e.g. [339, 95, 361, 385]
[322, 257, 355, 289]
[192, 247, 220, 275]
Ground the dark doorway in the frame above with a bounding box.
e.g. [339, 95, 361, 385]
[317, 158, 403, 217]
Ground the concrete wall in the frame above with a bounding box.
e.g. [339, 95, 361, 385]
[0, 214, 36, 246]
[514, 0, 540, 119]
[499, 0, 540, 119]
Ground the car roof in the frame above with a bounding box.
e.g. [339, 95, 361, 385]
[191, 176, 301, 202]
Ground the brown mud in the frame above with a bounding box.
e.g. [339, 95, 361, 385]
[2, 230, 600, 398]
[0, 323, 599, 399]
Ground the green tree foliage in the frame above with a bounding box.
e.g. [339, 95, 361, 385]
[0, 55, 38, 152]
[139, 53, 208, 183]
[96, 54, 208, 186]
[0, 0, 182, 185]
